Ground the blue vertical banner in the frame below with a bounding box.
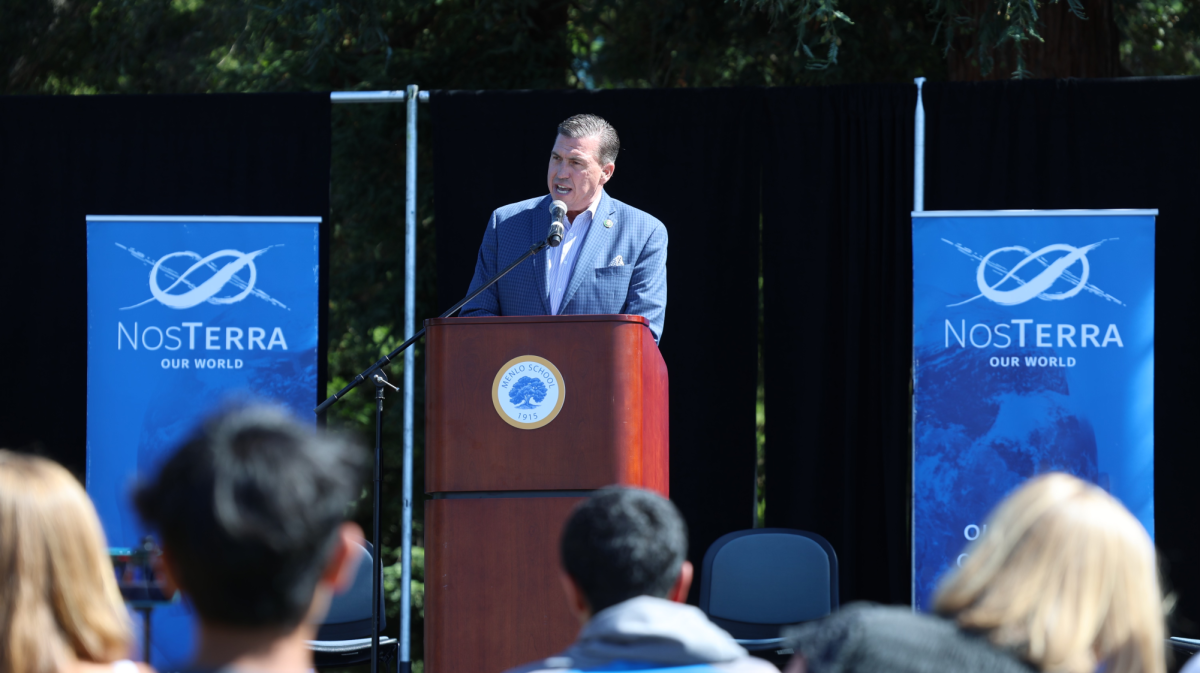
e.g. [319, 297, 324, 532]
[86, 215, 321, 666]
[911, 210, 1155, 611]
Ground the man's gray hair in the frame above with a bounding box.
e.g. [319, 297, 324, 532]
[557, 114, 620, 166]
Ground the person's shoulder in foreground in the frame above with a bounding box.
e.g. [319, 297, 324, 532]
[134, 404, 367, 673]
[503, 487, 773, 673]
[786, 473, 1165, 673]
[782, 603, 1035, 673]
[509, 595, 776, 673]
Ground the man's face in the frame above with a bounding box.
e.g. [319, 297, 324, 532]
[547, 133, 614, 215]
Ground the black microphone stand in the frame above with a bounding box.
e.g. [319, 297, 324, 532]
[314, 232, 555, 673]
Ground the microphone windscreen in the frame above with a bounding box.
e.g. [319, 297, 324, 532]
[550, 200, 568, 218]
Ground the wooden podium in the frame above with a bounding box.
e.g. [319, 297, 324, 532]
[424, 314, 669, 673]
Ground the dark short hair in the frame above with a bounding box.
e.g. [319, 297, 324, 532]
[560, 487, 688, 614]
[557, 114, 620, 166]
[134, 405, 365, 628]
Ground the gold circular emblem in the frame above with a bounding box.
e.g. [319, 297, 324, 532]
[492, 355, 566, 429]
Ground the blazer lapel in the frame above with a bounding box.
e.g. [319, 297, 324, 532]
[559, 191, 615, 314]
[531, 195, 552, 314]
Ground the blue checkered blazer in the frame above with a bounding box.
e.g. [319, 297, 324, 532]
[461, 191, 668, 343]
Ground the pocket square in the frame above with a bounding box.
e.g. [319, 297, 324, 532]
[608, 255, 625, 267]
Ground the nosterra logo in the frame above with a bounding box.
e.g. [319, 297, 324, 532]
[111, 243, 293, 363]
[943, 239, 1123, 307]
[116, 243, 288, 311]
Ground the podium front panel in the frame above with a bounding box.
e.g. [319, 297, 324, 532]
[425, 497, 581, 673]
[426, 315, 666, 493]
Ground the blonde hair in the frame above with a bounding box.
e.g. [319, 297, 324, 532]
[0, 451, 133, 673]
[934, 472, 1164, 673]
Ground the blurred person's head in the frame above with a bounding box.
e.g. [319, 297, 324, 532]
[135, 405, 366, 634]
[0, 450, 134, 673]
[934, 472, 1164, 673]
[559, 486, 691, 621]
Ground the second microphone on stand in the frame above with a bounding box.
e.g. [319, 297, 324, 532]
[548, 199, 567, 247]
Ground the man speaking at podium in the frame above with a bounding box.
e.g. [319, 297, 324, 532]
[461, 114, 668, 343]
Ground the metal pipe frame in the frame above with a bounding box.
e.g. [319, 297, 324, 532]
[328, 86, 427, 673]
[910, 75, 926, 608]
[913, 77, 926, 213]
[399, 83, 418, 673]
[331, 90, 430, 104]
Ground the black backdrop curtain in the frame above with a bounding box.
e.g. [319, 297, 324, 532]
[432, 89, 762, 599]
[0, 94, 332, 476]
[760, 85, 916, 606]
[7, 84, 1194, 626]
[924, 77, 1200, 636]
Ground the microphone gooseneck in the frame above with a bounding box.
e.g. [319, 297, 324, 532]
[548, 222, 564, 247]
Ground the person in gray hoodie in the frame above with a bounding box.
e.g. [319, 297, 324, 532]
[505, 487, 778, 673]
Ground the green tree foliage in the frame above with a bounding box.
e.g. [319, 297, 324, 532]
[725, 0, 855, 70]
[4, 0, 1195, 90]
[930, 0, 1088, 78]
[1116, 0, 1200, 75]
[567, 0, 949, 87]
[731, 0, 1199, 78]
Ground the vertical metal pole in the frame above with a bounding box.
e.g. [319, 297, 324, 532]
[913, 77, 926, 213]
[910, 76, 926, 608]
[372, 381, 385, 673]
[140, 608, 151, 664]
[399, 83, 418, 673]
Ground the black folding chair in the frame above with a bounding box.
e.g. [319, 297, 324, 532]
[307, 542, 397, 668]
[699, 528, 839, 652]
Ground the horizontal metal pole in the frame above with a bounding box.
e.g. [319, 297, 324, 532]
[330, 90, 429, 104]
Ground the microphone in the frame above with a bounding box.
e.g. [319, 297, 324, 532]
[548, 200, 567, 247]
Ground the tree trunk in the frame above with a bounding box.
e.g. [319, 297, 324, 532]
[948, 0, 1120, 80]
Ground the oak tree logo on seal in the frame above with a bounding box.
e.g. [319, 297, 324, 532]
[492, 355, 566, 429]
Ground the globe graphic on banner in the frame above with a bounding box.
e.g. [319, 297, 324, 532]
[912, 344, 1099, 610]
[134, 350, 317, 478]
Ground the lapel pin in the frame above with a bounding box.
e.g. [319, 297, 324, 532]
[603, 219, 614, 229]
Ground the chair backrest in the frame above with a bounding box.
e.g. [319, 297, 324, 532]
[699, 528, 838, 637]
[317, 541, 386, 641]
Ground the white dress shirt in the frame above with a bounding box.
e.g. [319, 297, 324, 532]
[548, 191, 602, 315]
